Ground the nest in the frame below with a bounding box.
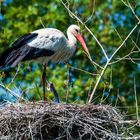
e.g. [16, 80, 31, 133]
[0, 102, 123, 140]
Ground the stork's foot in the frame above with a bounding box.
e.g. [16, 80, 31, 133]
[48, 82, 60, 103]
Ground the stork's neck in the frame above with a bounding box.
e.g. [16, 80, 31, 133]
[67, 29, 77, 48]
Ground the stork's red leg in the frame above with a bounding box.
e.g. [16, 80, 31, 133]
[42, 64, 46, 101]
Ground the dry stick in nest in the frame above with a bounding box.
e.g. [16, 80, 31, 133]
[0, 103, 123, 139]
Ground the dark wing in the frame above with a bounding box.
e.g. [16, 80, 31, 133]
[12, 33, 38, 48]
[0, 33, 54, 68]
[22, 47, 54, 61]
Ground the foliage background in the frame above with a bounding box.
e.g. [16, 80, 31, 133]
[0, 0, 140, 120]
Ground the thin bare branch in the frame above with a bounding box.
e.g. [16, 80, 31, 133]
[28, 121, 34, 140]
[116, 57, 140, 61]
[40, 17, 46, 28]
[86, 53, 104, 70]
[109, 48, 140, 65]
[61, 0, 140, 104]
[88, 61, 109, 104]
[60, 0, 109, 61]
[109, 21, 140, 62]
[67, 63, 99, 76]
[128, 1, 140, 22]
[0, 83, 27, 102]
[7, 64, 21, 87]
[89, 21, 140, 103]
[134, 77, 139, 120]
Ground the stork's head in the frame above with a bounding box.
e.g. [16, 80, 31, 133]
[68, 25, 90, 56]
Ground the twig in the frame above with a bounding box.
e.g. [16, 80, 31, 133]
[109, 21, 140, 62]
[7, 64, 21, 87]
[88, 62, 109, 103]
[86, 53, 104, 70]
[127, 1, 140, 22]
[28, 121, 34, 140]
[116, 57, 140, 61]
[129, 56, 140, 65]
[119, 120, 138, 124]
[100, 83, 107, 104]
[114, 89, 120, 107]
[109, 67, 113, 91]
[89, 21, 140, 103]
[121, 136, 140, 140]
[134, 77, 139, 120]
[0, 83, 27, 102]
[61, 0, 140, 104]
[131, 38, 140, 51]
[109, 49, 140, 65]
[120, 0, 129, 7]
[87, 78, 94, 103]
[40, 17, 46, 28]
[60, 0, 109, 61]
[67, 64, 99, 76]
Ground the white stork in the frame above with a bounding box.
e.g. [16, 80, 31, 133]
[0, 25, 90, 101]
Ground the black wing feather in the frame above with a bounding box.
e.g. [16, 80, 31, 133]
[22, 47, 54, 61]
[0, 33, 54, 68]
[12, 33, 38, 48]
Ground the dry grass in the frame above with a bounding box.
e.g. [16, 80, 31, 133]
[0, 102, 123, 140]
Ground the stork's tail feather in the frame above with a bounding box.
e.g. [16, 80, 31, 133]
[0, 45, 30, 69]
[0, 47, 14, 69]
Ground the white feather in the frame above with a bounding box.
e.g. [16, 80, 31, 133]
[27, 26, 79, 64]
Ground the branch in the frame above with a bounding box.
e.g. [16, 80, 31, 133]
[0, 83, 27, 102]
[60, 0, 140, 104]
[109, 20, 140, 62]
[60, 0, 109, 61]
[127, 1, 140, 22]
[89, 15, 140, 103]
[88, 62, 109, 103]
[66, 63, 99, 76]
[109, 48, 140, 65]
[117, 57, 140, 61]
[7, 64, 21, 87]
[134, 77, 139, 120]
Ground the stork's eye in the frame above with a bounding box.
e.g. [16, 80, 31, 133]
[75, 29, 79, 33]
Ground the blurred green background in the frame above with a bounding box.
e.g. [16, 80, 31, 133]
[0, 0, 140, 118]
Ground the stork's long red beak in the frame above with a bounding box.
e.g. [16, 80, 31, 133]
[75, 34, 90, 57]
